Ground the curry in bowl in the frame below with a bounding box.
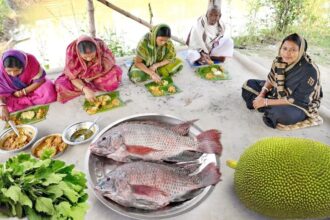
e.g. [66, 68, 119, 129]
[32, 134, 68, 158]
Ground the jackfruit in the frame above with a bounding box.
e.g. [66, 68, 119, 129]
[227, 137, 330, 219]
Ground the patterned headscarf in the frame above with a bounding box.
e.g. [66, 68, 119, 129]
[273, 33, 307, 98]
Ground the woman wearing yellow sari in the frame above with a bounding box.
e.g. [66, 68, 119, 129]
[128, 24, 183, 83]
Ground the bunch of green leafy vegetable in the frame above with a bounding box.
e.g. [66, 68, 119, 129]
[0, 153, 89, 219]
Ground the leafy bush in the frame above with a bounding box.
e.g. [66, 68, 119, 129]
[0, 154, 89, 219]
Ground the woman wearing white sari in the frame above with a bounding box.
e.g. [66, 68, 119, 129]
[186, 5, 234, 65]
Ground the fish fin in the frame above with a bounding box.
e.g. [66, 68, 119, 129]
[126, 145, 160, 155]
[196, 129, 222, 155]
[170, 119, 198, 136]
[131, 120, 197, 136]
[171, 189, 202, 202]
[131, 185, 168, 197]
[196, 163, 221, 187]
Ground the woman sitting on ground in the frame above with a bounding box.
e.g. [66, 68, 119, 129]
[55, 36, 122, 103]
[128, 24, 183, 83]
[0, 49, 57, 121]
[186, 4, 234, 65]
[242, 33, 322, 128]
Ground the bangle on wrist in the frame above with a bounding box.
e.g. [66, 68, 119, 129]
[22, 88, 27, 96]
[81, 85, 85, 92]
[262, 86, 269, 92]
[265, 98, 269, 107]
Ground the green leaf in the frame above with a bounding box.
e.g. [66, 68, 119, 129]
[69, 203, 89, 220]
[34, 166, 52, 179]
[49, 160, 66, 173]
[58, 182, 79, 203]
[46, 185, 63, 200]
[40, 148, 56, 160]
[19, 191, 33, 208]
[63, 171, 87, 188]
[55, 201, 71, 217]
[35, 197, 55, 215]
[42, 173, 65, 186]
[2, 185, 20, 203]
[26, 207, 48, 220]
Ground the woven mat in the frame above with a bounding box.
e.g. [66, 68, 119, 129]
[276, 115, 323, 131]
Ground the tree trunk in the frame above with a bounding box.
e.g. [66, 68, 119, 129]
[208, 0, 222, 8]
[87, 0, 96, 37]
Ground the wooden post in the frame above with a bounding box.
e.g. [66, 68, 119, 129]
[96, 0, 186, 45]
[87, 0, 96, 37]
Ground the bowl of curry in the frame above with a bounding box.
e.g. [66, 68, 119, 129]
[0, 125, 38, 153]
[31, 134, 69, 158]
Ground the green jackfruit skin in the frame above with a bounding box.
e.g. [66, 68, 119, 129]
[234, 137, 330, 219]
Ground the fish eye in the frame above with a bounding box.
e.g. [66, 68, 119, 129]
[107, 177, 110, 181]
[102, 137, 106, 141]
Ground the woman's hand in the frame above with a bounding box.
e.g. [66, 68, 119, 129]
[150, 72, 161, 83]
[83, 87, 96, 103]
[13, 90, 24, 98]
[150, 64, 159, 72]
[1, 106, 9, 121]
[253, 97, 266, 109]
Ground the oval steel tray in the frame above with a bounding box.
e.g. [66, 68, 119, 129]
[85, 113, 219, 219]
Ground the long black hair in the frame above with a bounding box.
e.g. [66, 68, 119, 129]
[156, 26, 171, 38]
[77, 41, 97, 54]
[282, 33, 308, 52]
[3, 56, 23, 69]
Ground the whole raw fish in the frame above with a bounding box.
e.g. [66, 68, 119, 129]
[90, 121, 222, 162]
[96, 161, 221, 210]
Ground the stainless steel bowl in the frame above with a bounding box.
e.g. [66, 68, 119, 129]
[62, 121, 99, 145]
[85, 113, 220, 220]
[0, 124, 38, 153]
[31, 133, 68, 159]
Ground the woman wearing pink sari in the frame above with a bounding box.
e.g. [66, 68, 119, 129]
[0, 50, 57, 121]
[55, 36, 122, 103]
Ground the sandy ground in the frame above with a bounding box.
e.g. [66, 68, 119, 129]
[0, 50, 329, 220]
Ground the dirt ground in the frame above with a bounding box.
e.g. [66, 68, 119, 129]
[0, 49, 329, 220]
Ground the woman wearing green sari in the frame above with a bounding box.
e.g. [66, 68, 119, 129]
[128, 24, 183, 83]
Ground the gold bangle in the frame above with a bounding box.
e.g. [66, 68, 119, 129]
[22, 88, 27, 96]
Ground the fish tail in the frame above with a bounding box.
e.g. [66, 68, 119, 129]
[196, 129, 222, 155]
[197, 163, 221, 187]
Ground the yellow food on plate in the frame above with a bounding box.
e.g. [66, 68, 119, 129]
[205, 72, 215, 79]
[1, 128, 31, 150]
[219, 66, 225, 72]
[162, 80, 169, 86]
[32, 135, 68, 158]
[111, 98, 121, 106]
[150, 86, 164, 96]
[168, 85, 176, 93]
[20, 111, 35, 120]
[86, 106, 98, 115]
[211, 67, 217, 72]
[36, 108, 47, 119]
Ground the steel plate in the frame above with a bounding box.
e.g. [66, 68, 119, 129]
[85, 113, 219, 219]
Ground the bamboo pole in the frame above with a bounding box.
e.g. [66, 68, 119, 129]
[96, 0, 186, 45]
[87, 0, 96, 37]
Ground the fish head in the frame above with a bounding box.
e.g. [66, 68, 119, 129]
[97, 173, 133, 201]
[90, 131, 125, 156]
